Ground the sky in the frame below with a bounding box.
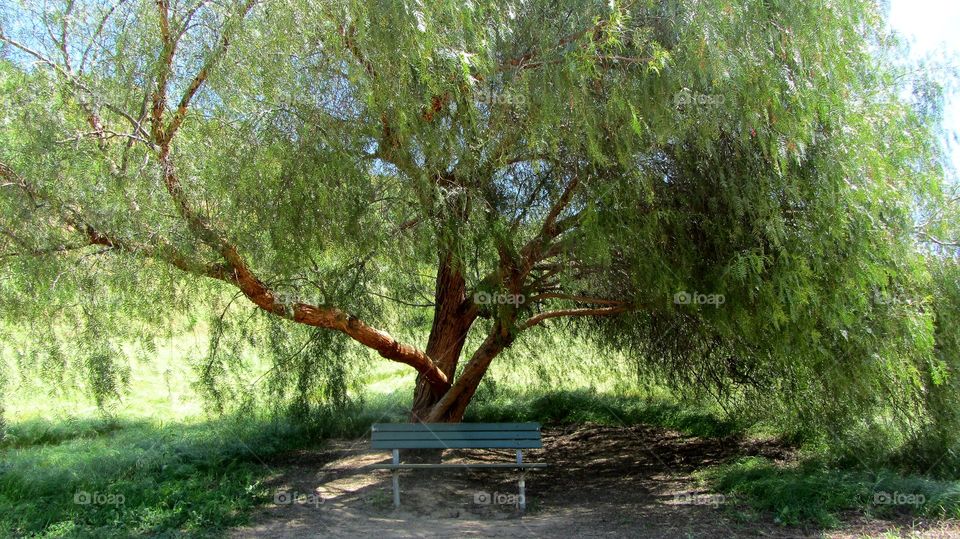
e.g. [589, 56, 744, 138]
[888, 0, 960, 177]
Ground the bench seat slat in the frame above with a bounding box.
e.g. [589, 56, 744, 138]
[372, 431, 541, 442]
[368, 463, 548, 469]
[371, 422, 541, 432]
[371, 439, 542, 449]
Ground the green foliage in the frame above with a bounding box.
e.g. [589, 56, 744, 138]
[0, 0, 957, 455]
[292, 392, 410, 439]
[0, 382, 423, 538]
[700, 456, 960, 527]
[0, 357, 5, 443]
[194, 304, 371, 421]
[4, 332, 960, 536]
[894, 256, 960, 476]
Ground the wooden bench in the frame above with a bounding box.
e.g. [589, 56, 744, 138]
[369, 422, 547, 511]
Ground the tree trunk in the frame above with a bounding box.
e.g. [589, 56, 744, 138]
[426, 321, 514, 423]
[410, 254, 476, 421]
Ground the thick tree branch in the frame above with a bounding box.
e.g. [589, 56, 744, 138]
[151, 0, 175, 142]
[138, 0, 450, 391]
[425, 320, 512, 422]
[527, 293, 625, 305]
[152, 154, 450, 391]
[4, 158, 451, 392]
[519, 305, 627, 330]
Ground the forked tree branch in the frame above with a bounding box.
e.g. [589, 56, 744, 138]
[134, 0, 452, 392]
[164, 0, 257, 141]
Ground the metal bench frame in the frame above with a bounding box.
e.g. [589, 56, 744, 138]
[368, 422, 547, 511]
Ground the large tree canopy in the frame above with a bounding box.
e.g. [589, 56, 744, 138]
[0, 0, 956, 432]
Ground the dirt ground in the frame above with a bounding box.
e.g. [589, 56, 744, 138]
[230, 425, 960, 538]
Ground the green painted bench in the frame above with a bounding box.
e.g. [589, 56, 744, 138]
[369, 422, 548, 511]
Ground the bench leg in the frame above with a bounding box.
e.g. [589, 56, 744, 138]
[518, 473, 526, 513]
[516, 449, 526, 513]
[392, 449, 400, 508]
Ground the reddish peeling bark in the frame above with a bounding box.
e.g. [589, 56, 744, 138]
[293, 302, 451, 393]
[425, 321, 514, 423]
[410, 254, 477, 420]
[216, 250, 452, 395]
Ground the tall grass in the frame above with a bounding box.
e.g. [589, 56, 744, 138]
[0, 391, 417, 538]
[1, 415, 292, 537]
[698, 456, 960, 527]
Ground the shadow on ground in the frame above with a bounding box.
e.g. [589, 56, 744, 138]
[230, 424, 960, 538]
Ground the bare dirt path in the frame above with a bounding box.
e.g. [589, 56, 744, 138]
[230, 425, 960, 538]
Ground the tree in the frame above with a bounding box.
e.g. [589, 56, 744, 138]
[0, 0, 953, 427]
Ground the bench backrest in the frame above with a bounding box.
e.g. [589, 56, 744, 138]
[371, 422, 542, 449]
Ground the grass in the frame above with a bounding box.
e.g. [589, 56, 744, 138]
[0, 415, 297, 537]
[0, 388, 423, 538]
[1, 416, 126, 449]
[2, 328, 959, 536]
[0, 381, 741, 537]
[698, 456, 960, 527]
[5, 389, 958, 537]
